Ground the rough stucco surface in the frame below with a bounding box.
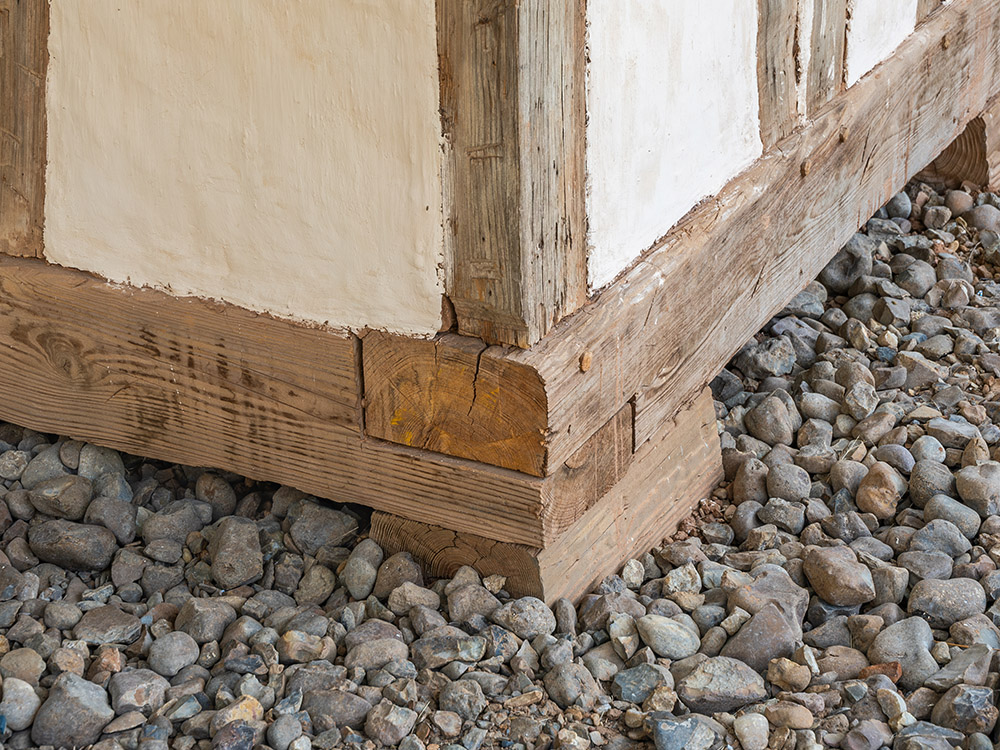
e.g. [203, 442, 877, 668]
[45, 0, 444, 335]
[585, 0, 764, 290]
[845, 0, 918, 86]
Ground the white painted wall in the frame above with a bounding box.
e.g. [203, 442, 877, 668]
[845, 0, 918, 86]
[45, 0, 444, 336]
[585, 0, 763, 290]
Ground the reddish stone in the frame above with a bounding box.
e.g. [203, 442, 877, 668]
[858, 662, 902, 683]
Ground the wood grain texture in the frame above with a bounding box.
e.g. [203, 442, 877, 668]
[983, 96, 1000, 190]
[503, 0, 1000, 470]
[372, 388, 720, 603]
[915, 116, 989, 187]
[0, 0, 47, 258]
[0, 256, 555, 547]
[362, 331, 548, 476]
[541, 402, 634, 539]
[438, 0, 587, 349]
[917, 0, 942, 24]
[370, 513, 545, 599]
[806, 0, 847, 114]
[757, 0, 800, 146]
[536, 388, 721, 602]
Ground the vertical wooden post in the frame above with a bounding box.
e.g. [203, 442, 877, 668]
[0, 0, 48, 258]
[806, 0, 847, 114]
[757, 0, 800, 147]
[437, 0, 588, 349]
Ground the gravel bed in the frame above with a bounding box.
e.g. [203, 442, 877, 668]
[1, 182, 1000, 750]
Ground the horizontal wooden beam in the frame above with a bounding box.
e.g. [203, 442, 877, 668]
[372, 388, 720, 602]
[0, 257, 655, 549]
[498, 0, 1000, 468]
[0, 256, 558, 547]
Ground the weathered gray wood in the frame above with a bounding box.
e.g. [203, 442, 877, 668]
[757, 0, 800, 146]
[806, 0, 847, 114]
[0, 0, 47, 258]
[438, 0, 587, 349]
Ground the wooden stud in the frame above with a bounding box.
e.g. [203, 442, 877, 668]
[757, 0, 800, 146]
[437, 0, 587, 349]
[806, 0, 847, 114]
[0, 0, 47, 258]
[372, 388, 721, 602]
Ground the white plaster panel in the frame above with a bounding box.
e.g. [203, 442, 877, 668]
[845, 0, 918, 86]
[46, 0, 444, 335]
[585, 0, 763, 290]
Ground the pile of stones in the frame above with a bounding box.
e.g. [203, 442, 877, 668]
[1, 181, 1000, 750]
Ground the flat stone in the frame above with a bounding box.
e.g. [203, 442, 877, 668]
[908, 578, 986, 628]
[74, 605, 142, 645]
[31, 673, 114, 748]
[676, 656, 767, 714]
[635, 615, 700, 659]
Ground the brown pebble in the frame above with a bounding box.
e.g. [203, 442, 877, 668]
[858, 661, 902, 683]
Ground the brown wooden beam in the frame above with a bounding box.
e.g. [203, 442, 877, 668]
[0, 0, 47, 258]
[0, 256, 556, 547]
[437, 0, 587, 349]
[500, 0, 1000, 468]
[372, 388, 720, 603]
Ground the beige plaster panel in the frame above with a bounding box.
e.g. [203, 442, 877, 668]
[45, 0, 444, 335]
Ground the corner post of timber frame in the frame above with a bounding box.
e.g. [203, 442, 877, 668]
[436, 0, 588, 348]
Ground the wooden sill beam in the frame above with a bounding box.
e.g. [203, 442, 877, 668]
[509, 0, 1000, 466]
[365, 0, 1000, 483]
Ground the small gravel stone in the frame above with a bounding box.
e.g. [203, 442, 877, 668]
[147, 630, 200, 676]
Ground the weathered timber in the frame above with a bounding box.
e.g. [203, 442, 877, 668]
[363, 331, 548, 476]
[757, 0, 800, 146]
[0, 255, 555, 547]
[500, 0, 1000, 465]
[0, 0, 47, 258]
[371, 388, 720, 602]
[983, 96, 1000, 189]
[438, 0, 587, 349]
[917, 0, 943, 24]
[806, 0, 847, 114]
[916, 116, 989, 187]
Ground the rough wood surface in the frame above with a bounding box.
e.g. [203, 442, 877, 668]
[536, 388, 721, 601]
[757, 0, 800, 146]
[501, 0, 1000, 469]
[371, 388, 720, 603]
[0, 256, 556, 547]
[438, 0, 587, 349]
[0, 0, 47, 258]
[541, 402, 634, 539]
[980, 96, 1000, 190]
[915, 116, 989, 187]
[917, 0, 942, 24]
[806, 0, 847, 114]
[363, 331, 548, 476]
[370, 514, 545, 599]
